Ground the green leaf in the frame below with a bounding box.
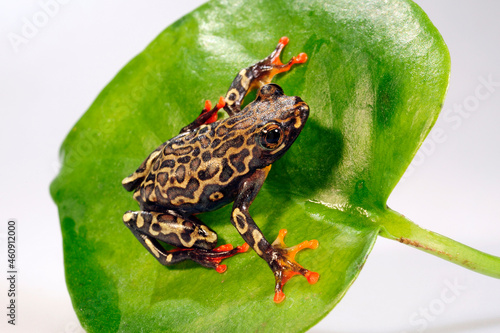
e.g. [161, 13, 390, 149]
[50, 0, 457, 331]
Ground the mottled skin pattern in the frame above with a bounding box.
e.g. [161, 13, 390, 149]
[122, 38, 318, 303]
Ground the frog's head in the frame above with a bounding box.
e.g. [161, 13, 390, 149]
[252, 83, 309, 164]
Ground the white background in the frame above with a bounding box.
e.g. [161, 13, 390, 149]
[0, 1, 499, 332]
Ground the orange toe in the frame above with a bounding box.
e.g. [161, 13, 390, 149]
[274, 290, 286, 303]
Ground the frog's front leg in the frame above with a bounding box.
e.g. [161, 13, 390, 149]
[224, 36, 307, 115]
[123, 210, 248, 273]
[231, 166, 319, 303]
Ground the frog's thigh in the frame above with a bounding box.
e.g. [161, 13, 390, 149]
[123, 210, 218, 253]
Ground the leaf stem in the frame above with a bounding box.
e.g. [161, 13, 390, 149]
[378, 208, 500, 279]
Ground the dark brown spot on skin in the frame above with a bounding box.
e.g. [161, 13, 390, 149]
[175, 165, 186, 183]
[198, 164, 220, 181]
[181, 230, 193, 243]
[236, 215, 246, 231]
[161, 159, 175, 169]
[199, 135, 210, 149]
[143, 184, 154, 200]
[229, 149, 250, 172]
[213, 135, 244, 158]
[219, 158, 234, 182]
[198, 126, 209, 135]
[167, 178, 200, 200]
[192, 147, 200, 157]
[163, 146, 174, 155]
[172, 146, 193, 156]
[211, 138, 221, 149]
[190, 157, 201, 172]
[222, 131, 237, 142]
[152, 159, 161, 171]
[154, 186, 165, 202]
[152, 223, 161, 232]
[217, 125, 228, 136]
[177, 156, 191, 164]
[146, 173, 155, 183]
[157, 172, 168, 186]
[202, 151, 211, 162]
[158, 214, 176, 223]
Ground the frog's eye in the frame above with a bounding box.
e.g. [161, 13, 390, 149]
[258, 123, 284, 150]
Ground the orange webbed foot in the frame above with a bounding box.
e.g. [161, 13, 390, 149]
[270, 229, 319, 303]
[271, 37, 308, 67]
[173, 242, 249, 273]
[203, 242, 250, 274]
[251, 37, 308, 88]
[265, 36, 308, 82]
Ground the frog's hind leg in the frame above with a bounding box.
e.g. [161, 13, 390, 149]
[123, 210, 248, 272]
[223, 36, 307, 115]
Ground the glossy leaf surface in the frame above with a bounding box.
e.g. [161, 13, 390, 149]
[50, 0, 450, 331]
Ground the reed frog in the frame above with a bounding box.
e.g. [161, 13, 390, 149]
[122, 37, 318, 303]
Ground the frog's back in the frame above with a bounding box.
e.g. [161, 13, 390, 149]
[122, 113, 262, 214]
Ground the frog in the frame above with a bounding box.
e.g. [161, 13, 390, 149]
[122, 37, 318, 303]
